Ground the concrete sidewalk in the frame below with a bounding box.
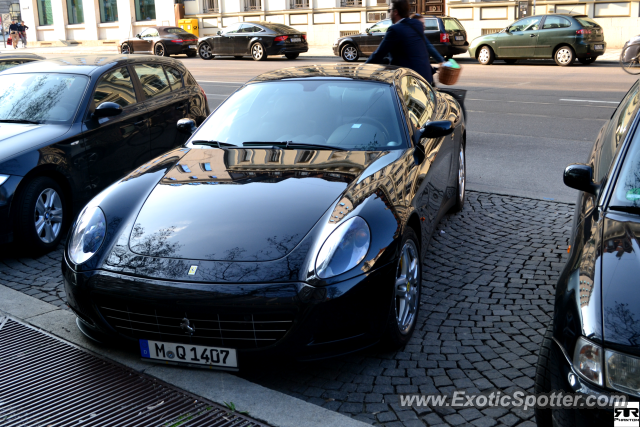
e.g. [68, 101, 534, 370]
[0, 283, 369, 427]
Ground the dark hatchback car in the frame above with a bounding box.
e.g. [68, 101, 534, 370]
[0, 55, 209, 253]
[198, 22, 308, 61]
[63, 64, 466, 369]
[0, 52, 45, 71]
[334, 16, 468, 62]
[470, 14, 606, 66]
[535, 80, 640, 426]
[118, 27, 199, 57]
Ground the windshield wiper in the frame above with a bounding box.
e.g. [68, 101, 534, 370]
[242, 141, 346, 151]
[0, 119, 41, 125]
[191, 140, 238, 149]
[609, 205, 640, 215]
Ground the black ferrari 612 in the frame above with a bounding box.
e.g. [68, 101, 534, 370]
[63, 64, 466, 369]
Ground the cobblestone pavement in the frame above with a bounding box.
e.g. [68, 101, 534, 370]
[0, 191, 574, 427]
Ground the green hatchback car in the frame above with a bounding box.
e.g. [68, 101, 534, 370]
[469, 14, 606, 66]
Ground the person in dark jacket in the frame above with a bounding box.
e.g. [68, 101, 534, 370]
[365, 0, 444, 85]
[8, 21, 19, 50]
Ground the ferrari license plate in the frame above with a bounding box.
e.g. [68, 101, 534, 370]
[594, 44, 604, 50]
[140, 339, 238, 368]
[189, 45, 197, 49]
[291, 37, 301, 43]
[455, 36, 464, 41]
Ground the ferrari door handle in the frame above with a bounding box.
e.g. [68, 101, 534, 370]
[530, 34, 536, 37]
[134, 120, 147, 127]
[176, 104, 186, 110]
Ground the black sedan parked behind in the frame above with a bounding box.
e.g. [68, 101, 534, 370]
[118, 27, 199, 57]
[0, 55, 209, 253]
[535, 79, 640, 426]
[198, 22, 308, 61]
[63, 64, 466, 368]
[334, 16, 469, 62]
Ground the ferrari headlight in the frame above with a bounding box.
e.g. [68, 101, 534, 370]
[315, 216, 370, 279]
[606, 349, 640, 396]
[68, 206, 107, 264]
[573, 336, 603, 386]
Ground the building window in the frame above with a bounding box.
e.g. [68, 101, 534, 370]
[367, 12, 388, 22]
[38, 0, 54, 25]
[244, 0, 261, 11]
[66, 0, 84, 24]
[341, 0, 362, 6]
[135, 0, 156, 21]
[99, 0, 118, 22]
[203, 0, 219, 13]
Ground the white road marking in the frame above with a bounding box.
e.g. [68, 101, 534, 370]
[205, 93, 229, 97]
[560, 98, 619, 104]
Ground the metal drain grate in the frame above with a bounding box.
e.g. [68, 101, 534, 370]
[0, 317, 269, 427]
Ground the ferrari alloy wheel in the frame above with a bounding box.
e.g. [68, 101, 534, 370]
[450, 143, 466, 213]
[341, 44, 359, 62]
[154, 43, 168, 57]
[121, 43, 131, 54]
[252, 43, 267, 61]
[199, 43, 213, 60]
[477, 46, 494, 65]
[555, 46, 575, 66]
[395, 239, 420, 335]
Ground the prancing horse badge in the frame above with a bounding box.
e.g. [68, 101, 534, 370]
[188, 265, 198, 275]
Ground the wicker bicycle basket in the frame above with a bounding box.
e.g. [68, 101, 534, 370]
[438, 65, 461, 86]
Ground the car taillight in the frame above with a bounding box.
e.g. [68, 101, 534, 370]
[440, 33, 449, 43]
[274, 35, 289, 42]
[576, 29, 592, 35]
[302, 34, 307, 41]
[171, 39, 183, 43]
[184, 39, 197, 43]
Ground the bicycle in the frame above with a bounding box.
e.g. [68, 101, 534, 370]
[620, 35, 640, 74]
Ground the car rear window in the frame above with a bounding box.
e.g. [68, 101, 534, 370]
[191, 80, 407, 150]
[443, 18, 463, 31]
[575, 17, 601, 28]
[165, 28, 190, 34]
[260, 23, 302, 34]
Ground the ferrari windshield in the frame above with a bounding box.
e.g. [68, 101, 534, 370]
[0, 73, 88, 124]
[191, 80, 406, 150]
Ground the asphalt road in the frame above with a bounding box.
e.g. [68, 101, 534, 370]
[162, 55, 639, 203]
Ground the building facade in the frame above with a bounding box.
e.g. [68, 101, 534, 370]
[18, 0, 636, 47]
[20, 0, 177, 45]
[447, 0, 640, 48]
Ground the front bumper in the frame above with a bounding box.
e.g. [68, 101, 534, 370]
[63, 255, 395, 363]
[0, 175, 22, 244]
[550, 338, 635, 426]
[574, 41, 607, 58]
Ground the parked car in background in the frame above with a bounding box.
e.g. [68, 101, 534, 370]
[535, 79, 640, 426]
[0, 55, 209, 253]
[118, 27, 199, 57]
[469, 14, 606, 66]
[63, 64, 466, 367]
[197, 22, 308, 61]
[0, 52, 44, 72]
[333, 16, 469, 62]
